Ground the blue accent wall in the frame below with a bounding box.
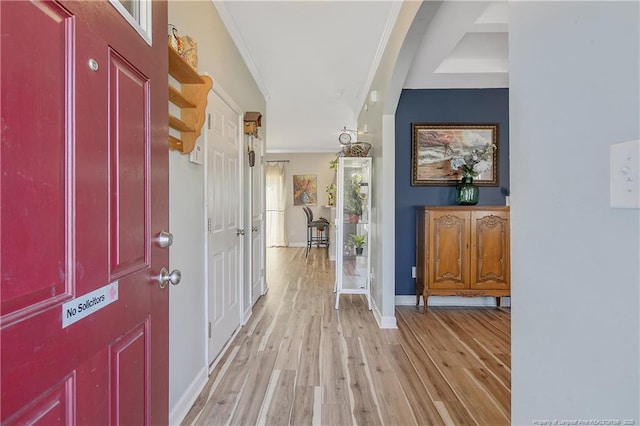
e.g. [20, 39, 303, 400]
[395, 88, 510, 296]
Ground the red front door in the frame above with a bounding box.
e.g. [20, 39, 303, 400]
[1, 1, 169, 424]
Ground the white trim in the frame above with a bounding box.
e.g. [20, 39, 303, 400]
[236, 97, 246, 358]
[355, 2, 402, 114]
[371, 299, 398, 329]
[202, 103, 210, 392]
[203, 81, 246, 370]
[285, 242, 306, 248]
[168, 365, 208, 426]
[379, 315, 398, 329]
[250, 141, 266, 306]
[395, 295, 511, 307]
[212, 1, 270, 100]
[247, 132, 254, 317]
[266, 147, 339, 154]
[243, 305, 252, 325]
[380, 115, 397, 323]
[284, 242, 335, 251]
[206, 74, 242, 117]
[108, 0, 152, 46]
[259, 153, 268, 299]
[207, 324, 242, 375]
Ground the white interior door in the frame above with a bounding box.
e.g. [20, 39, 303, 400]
[250, 140, 265, 304]
[206, 90, 242, 366]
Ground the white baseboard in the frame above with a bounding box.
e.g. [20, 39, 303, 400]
[287, 242, 306, 247]
[395, 295, 511, 307]
[243, 305, 252, 325]
[169, 365, 208, 426]
[270, 243, 333, 253]
[371, 299, 398, 329]
[208, 324, 243, 375]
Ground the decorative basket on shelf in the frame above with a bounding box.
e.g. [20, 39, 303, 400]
[180, 36, 198, 71]
[342, 142, 371, 157]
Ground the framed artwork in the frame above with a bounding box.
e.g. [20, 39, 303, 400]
[293, 174, 317, 206]
[411, 123, 499, 186]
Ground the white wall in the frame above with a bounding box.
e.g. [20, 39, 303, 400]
[357, 1, 440, 328]
[167, 2, 265, 424]
[264, 153, 337, 246]
[510, 2, 639, 423]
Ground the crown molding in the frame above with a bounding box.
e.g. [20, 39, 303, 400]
[355, 2, 402, 115]
[212, 1, 270, 100]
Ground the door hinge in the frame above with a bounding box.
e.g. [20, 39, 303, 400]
[261, 268, 265, 278]
[208, 322, 211, 339]
[207, 218, 212, 233]
[207, 113, 211, 130]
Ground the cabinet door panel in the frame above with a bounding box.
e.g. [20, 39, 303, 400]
[470, 211, 510, 290]
[428, 211, 470, 290]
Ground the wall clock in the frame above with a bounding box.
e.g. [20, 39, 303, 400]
[338, 131, 352, 145]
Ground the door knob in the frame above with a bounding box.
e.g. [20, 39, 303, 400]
[158, 267, 182, 289]
[236, 229, 245, 236]
[155, 231, 174, 248]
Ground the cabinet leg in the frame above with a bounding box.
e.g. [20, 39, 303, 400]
[496, 297, 501, 308]
[416, 293, 421, 307]
[423, 295, 428, 315]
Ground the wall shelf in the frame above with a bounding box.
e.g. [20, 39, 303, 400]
[168, 46, 203, 84]
[168, 135, 183, 152]
[168, 46, 212, 154]
[169, 85, 196, 108]
[168, 114, 194, 133]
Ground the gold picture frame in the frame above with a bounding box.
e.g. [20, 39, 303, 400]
[293, 174, 317, 206]
[411, 123, 498, 186]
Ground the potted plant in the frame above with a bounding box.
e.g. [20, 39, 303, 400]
[344, 175, 363, 223]
[350, 234, 366, 255]
[449, 144, 496, 205]
[325, 183, 336, 206]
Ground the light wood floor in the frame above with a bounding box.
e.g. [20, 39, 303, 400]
[182, 247, 510, 426]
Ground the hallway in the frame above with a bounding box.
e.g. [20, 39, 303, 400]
[183, 247, 510, 425]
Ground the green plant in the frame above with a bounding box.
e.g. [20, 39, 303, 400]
[325, 183, 337, 206]
[329, 158, 338, 170]
[349, 234, 366, 248]
[344, 175, 363, 216]
[325, 183, 336, 196]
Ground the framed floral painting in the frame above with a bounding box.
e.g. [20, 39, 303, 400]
[293, 174, 317, 206]
[411, 123, 499, 186]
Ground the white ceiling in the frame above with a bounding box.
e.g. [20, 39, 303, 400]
[216, 1, 508, 153]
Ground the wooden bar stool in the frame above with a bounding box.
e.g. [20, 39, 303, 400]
[303, 207, 329, 257]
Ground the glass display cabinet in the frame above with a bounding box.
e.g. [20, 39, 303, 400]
[334, 157, 372, 310]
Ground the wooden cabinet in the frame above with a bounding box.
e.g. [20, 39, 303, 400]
[168, 46, 212, 154]
[416, 206, 510, 311]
